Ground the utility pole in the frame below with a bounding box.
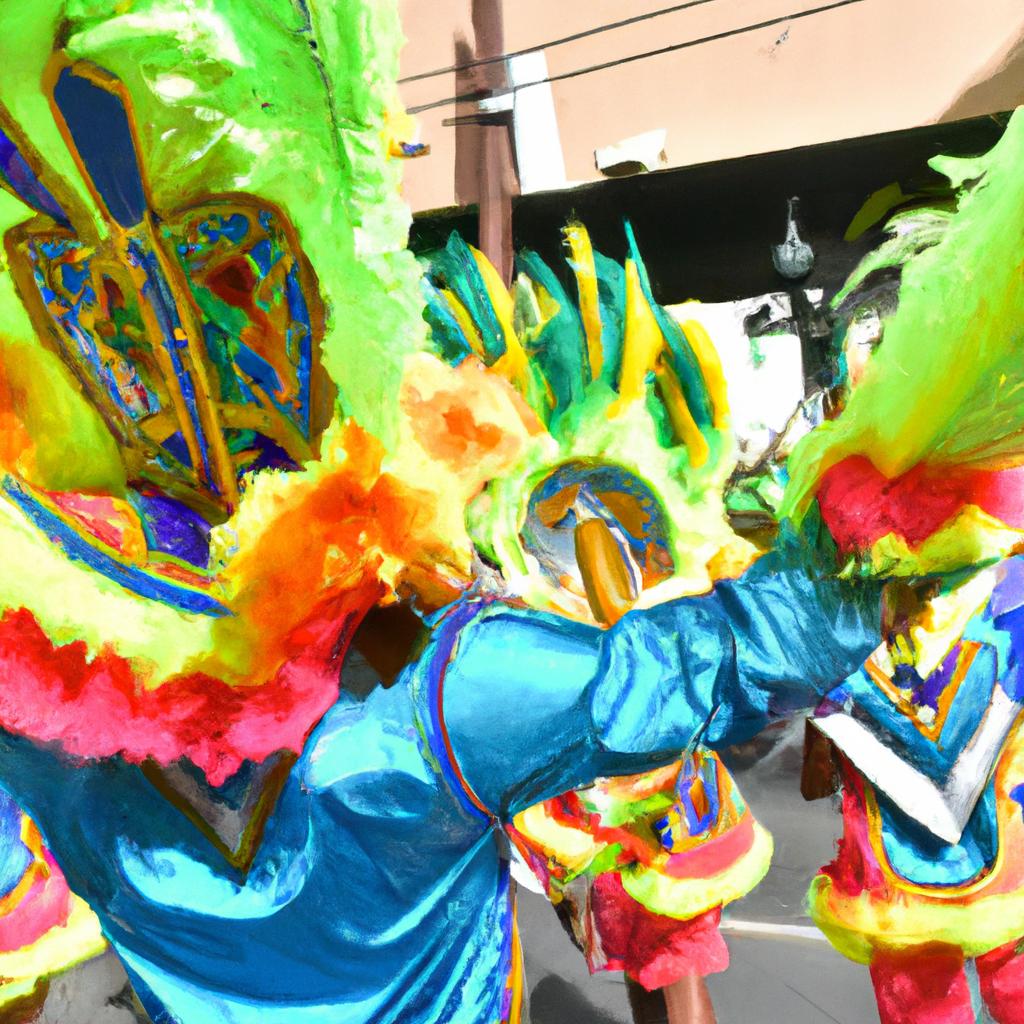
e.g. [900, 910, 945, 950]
[452, 0, 519, 284]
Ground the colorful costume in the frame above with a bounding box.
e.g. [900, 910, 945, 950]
[0, 3, 1017, 1023]
[422, 229, 771, 989]
[808, 561, 1024, 1024]
[0, 3, 886, 1022]
[0, 0, 456, 1002]
[781, 108, 1024, 1024]
[0, 793, 105, 1007]
[511, 753, 767, 988]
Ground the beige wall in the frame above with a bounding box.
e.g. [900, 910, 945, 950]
[398, 0, 1024, 213]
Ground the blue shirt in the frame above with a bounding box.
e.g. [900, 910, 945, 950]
[0, 563, 881, 1023]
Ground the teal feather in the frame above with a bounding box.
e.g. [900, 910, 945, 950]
[429, 233, 506, 362]
[592, 250, 626, 389]
[515, 249, 589, 414]
[420, 278, 473, 364]
[623, 222, 713, 429]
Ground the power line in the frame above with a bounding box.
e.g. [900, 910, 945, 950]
[399, 0, 722, 84]
[407, 0, 869, 115]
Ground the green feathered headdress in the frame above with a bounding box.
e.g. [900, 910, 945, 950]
[421, 223, 755, 618]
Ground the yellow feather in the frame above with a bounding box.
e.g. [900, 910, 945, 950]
[469, 246, 531, 393]
[654, 356, 710, 469]
[563, 223, 603, 380]
[610, 259, 663, 415]
[440, 288, 487, 360]
[679, 318, 730, 429]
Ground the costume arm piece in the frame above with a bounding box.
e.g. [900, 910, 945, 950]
[438, 560, 883, 818]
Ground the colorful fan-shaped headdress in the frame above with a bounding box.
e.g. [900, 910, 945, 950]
[420, 223, 755, 618]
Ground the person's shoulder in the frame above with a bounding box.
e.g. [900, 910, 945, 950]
[427, 594, 554, 633]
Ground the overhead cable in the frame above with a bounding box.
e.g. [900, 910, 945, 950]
[406, 0, 869, 115]
[399, 0, 722, 84]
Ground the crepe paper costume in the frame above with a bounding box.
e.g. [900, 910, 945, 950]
[0, 556, 882, 1024]
[0, 4, 888, 1021]
[783, 108, 1024, 577]
[771, 116, 1024, 1024]
[0, 791, 106, 1007]
[0, 3, 997, 1023]
[421, 228, 771, 989]
[806, 559, 1024, 1024]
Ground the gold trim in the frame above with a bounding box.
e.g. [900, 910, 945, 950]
[141, 753, 297, 875]
[0, 818, 50, 918]
[865, 640, 980, 740]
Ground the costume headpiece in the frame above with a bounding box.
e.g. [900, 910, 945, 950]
[421, 223, 755, 619]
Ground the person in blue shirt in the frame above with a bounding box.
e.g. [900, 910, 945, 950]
[0, 555, 883, 1024]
